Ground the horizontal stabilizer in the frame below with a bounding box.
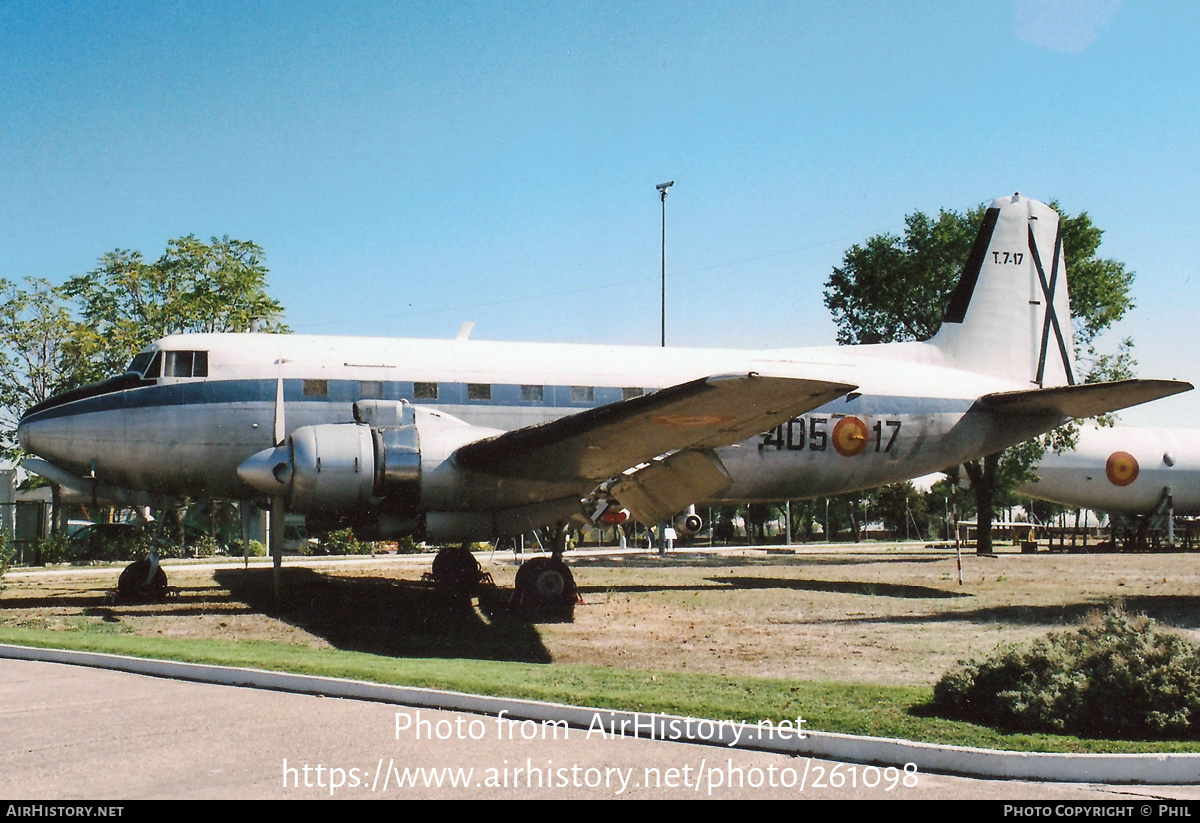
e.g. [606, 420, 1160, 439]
[454, 373, 855, 482]
[978, 379, 1192, 419]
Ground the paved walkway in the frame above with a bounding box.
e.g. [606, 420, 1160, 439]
[4, 658, 1197, 800]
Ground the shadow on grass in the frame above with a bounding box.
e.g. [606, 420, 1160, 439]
[829, 595, 1200, 630]
[709, 576, 970, 599]
[215, 567, 553, 664]
[568, 551, 947, 570]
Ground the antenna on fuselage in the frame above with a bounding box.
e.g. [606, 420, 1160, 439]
[455, 322, 475, 341]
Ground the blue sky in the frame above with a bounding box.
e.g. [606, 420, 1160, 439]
[2, 1, 1197, 425]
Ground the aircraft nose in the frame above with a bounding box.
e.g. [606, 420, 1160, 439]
[17, 410, 44, 456]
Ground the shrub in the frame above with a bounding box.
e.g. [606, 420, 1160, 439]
[34, 533, 71, 564]
[0, 530, 13, 582]
[192, 534, 218, 558]
[319, 528, 373, 555]
[931, 606, 1200, 740]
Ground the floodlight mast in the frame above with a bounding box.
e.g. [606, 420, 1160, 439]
[656, 180, 674, 347]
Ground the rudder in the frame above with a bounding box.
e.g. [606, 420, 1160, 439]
[929, 193, 1076, 388]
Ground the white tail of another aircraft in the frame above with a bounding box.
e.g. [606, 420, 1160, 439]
[928, 193, 1076, 388]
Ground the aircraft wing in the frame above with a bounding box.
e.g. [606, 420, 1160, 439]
[453, 373, 855, 483]
[978, 379, 1192, 419]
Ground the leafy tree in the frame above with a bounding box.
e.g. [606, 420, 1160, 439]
[824, 202, 1135, 553]
[62, 236, 287, 384]
[875, 482, 927, 540]
[0, 278, 87, 458]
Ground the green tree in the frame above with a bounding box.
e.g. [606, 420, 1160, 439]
[0, 278, 87, 457]
[63, 235, 287, 384]
[823, 202, 1135, 553]
[875, 482, 927, 540]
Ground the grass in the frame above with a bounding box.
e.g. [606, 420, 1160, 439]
[3, 622, 1199, 755]
[6, 546, 1200, 755]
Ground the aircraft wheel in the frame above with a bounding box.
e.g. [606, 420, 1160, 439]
[116, 558, 168, 602]
[431, 545, 481, 589]
[514, 557, 576, 608]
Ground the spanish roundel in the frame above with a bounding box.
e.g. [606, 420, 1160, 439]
[832, 416, 869, 457]
[1105, 451, 1139, 486]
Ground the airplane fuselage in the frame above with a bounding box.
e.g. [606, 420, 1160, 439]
[20, 332, 1057, 516]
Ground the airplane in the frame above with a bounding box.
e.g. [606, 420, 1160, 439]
[17, 193, 1192, 607]
[1018, 425, 1200, 543]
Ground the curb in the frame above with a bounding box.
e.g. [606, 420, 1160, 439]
[3, 643, 1196, 785]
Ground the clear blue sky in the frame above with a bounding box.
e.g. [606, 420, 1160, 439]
[1, 0, 1196, 425]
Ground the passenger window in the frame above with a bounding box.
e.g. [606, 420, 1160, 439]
[359, 380, 384, 399]
[303, 379, 329, 397]
[414, 382, 438, 400]
[571, 386, 594, 403]
[622, 387, 644, 400]
[521, 385, 544, 402]
[467, 383, 492, 401]
[193, 351, 208, 377]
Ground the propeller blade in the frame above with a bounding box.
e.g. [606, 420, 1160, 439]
[270, 493, 285, 600]
[273, 376, 285, 446]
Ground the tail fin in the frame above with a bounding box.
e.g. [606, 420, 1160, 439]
[929, 193, 1076, 387]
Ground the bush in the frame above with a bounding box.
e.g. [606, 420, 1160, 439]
[192, 534, 218, 558]
[34, 533, 71, 564]
[0, 530, 13, 582]
[318, 528, 373, 555]
[931, 606, 1200, 740]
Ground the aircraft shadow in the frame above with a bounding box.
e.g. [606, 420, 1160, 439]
[828, 595, 1200, 630]
[568, 552, 946, 570]
[710, 576, 970, 599]
[214, 568, 554, 664]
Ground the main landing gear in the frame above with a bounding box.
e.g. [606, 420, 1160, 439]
[114, 555, 169, 602]
[425, 526, 578, 616]
[512, 524, 578, 614]
[425, 544, 495, 591]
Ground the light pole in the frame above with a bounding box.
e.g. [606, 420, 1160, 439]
[656, 180, 673, 347]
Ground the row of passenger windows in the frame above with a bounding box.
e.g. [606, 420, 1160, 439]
[301, 380, 646, 403]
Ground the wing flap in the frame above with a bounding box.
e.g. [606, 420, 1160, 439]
[978, 379, 1192, 419]
[453, 373, 855, 482]
[609, 450, 733, 525]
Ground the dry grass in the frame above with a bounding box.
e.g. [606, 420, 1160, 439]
[4, 543, 1199, 688]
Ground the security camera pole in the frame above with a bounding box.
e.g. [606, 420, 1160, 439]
[656, 180, 673, 347]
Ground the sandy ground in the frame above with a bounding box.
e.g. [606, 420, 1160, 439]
[4, 542, 1199, 688]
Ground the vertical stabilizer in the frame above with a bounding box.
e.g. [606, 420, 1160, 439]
[929, 194, 1076, 387]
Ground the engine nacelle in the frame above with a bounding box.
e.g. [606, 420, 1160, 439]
[672, 506, 704, 537]
[236, 402, 505, 539]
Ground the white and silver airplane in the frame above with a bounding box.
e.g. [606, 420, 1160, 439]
[1020, 426, 1200, 518]
[17, 194, 1191, 604]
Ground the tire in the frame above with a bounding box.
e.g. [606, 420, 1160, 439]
[117, 558, 168, 601]
[514, 557, 576, 608]
[431, 545, 481, 589]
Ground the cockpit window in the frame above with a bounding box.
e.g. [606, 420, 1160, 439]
[162, 350, 209, 378]
[126, 351, 154, 376]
